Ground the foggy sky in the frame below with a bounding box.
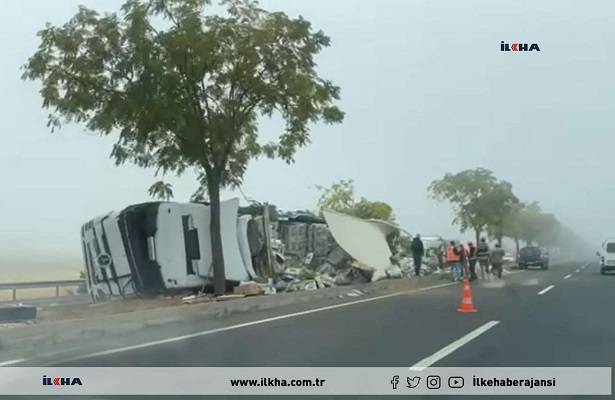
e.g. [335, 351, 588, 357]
[1, 0, 613, 266]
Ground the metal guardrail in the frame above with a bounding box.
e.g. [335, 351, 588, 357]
[0, 279, 86, 301]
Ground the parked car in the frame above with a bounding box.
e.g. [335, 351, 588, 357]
[517, 246, 549, 269]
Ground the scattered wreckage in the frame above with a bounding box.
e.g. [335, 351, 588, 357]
[80, 199, 431, 302]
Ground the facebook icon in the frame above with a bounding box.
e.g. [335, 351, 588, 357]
[391, 375, 400, 389]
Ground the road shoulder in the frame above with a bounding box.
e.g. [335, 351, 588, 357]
[0, 275, 454, 363]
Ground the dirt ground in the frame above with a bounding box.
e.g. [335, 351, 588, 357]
[35, 295, 203, 322]
[0, 269, 81, 302]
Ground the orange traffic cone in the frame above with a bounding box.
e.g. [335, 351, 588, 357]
[457, 277, 477, 313]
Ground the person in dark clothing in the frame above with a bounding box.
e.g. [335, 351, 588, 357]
[467, 241, 478, 281]
[410, 234, 425, 277]
[436, 244, 445, 271]
[476, 237, 491, 280]
[458, 243, 468, 279]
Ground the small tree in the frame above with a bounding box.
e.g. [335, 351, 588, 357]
[315, 179, 356, 214]
[316, 179, 396, 222]
[351, 198, 395, 222]
[23, 0, 344, 295]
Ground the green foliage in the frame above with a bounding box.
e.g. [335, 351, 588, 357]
[491, 201, 524, 244]
[428, 168, 517, 239]
[148, 181, 174, 200]
[352, 198, 395, 222]
[315, 179, 396, 223]
[298, 269, 318, 280]
[498, 201, 572, 252]
[479, 181, 520, 243]
[315, 179, 355, 214]
[23, 0, 344, 294]
[429, 168, 589, 257]
[534, 213, 560, 247]
[514, 202, 547, 245]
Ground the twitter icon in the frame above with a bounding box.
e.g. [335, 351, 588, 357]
[406, 376, 421, 388]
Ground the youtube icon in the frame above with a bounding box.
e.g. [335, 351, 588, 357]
[448, 377, 464, 388]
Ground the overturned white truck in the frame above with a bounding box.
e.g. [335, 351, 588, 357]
[80, 198, 264, 302]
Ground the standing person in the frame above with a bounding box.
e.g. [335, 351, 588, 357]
[467, 241, 478, 281]
[476, 237, 491, 280]
[458, 243, 469, 279]
[436, 244, 445, 272]
[446, 241, 462, 281]
[410, 234, 425, 277]
[490, 243, 506, 279]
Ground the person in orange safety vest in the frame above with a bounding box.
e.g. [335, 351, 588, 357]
[445, 241, 463, 281]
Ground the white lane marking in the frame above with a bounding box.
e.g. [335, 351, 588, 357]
[49, 281, 459, 364]
[538, 285, 555, 296]
[564, 274, 572, 280]
[581, 265, 586, 269]
[575, 269, 580, 273]
[0, 359, 26, 367]
[409, 321, 500, 371]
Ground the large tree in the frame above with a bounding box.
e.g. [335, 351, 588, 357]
[506, 202, 560, 249]
[535, 212, 560, 248]
[480, 181, 520, 245]
[22, 0, 344, 294]
[428, 168, 516, 243]
[515, 202, 545, 246]
[497, 201, 525, 254]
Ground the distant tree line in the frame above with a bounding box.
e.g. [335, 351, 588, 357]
[428, 168, 592, 256]
[316, 169, 592, 259]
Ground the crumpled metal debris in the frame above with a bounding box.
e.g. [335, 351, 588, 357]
[269, 208, 444, 293]
[182, 293, 213, 304]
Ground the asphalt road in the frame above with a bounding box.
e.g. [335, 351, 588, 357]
[3, 260, 613, 399]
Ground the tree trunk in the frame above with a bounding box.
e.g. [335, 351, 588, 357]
[207, 176, 227, 295]
[475, 229, 480, 244]
[514, 236, 520, 255]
